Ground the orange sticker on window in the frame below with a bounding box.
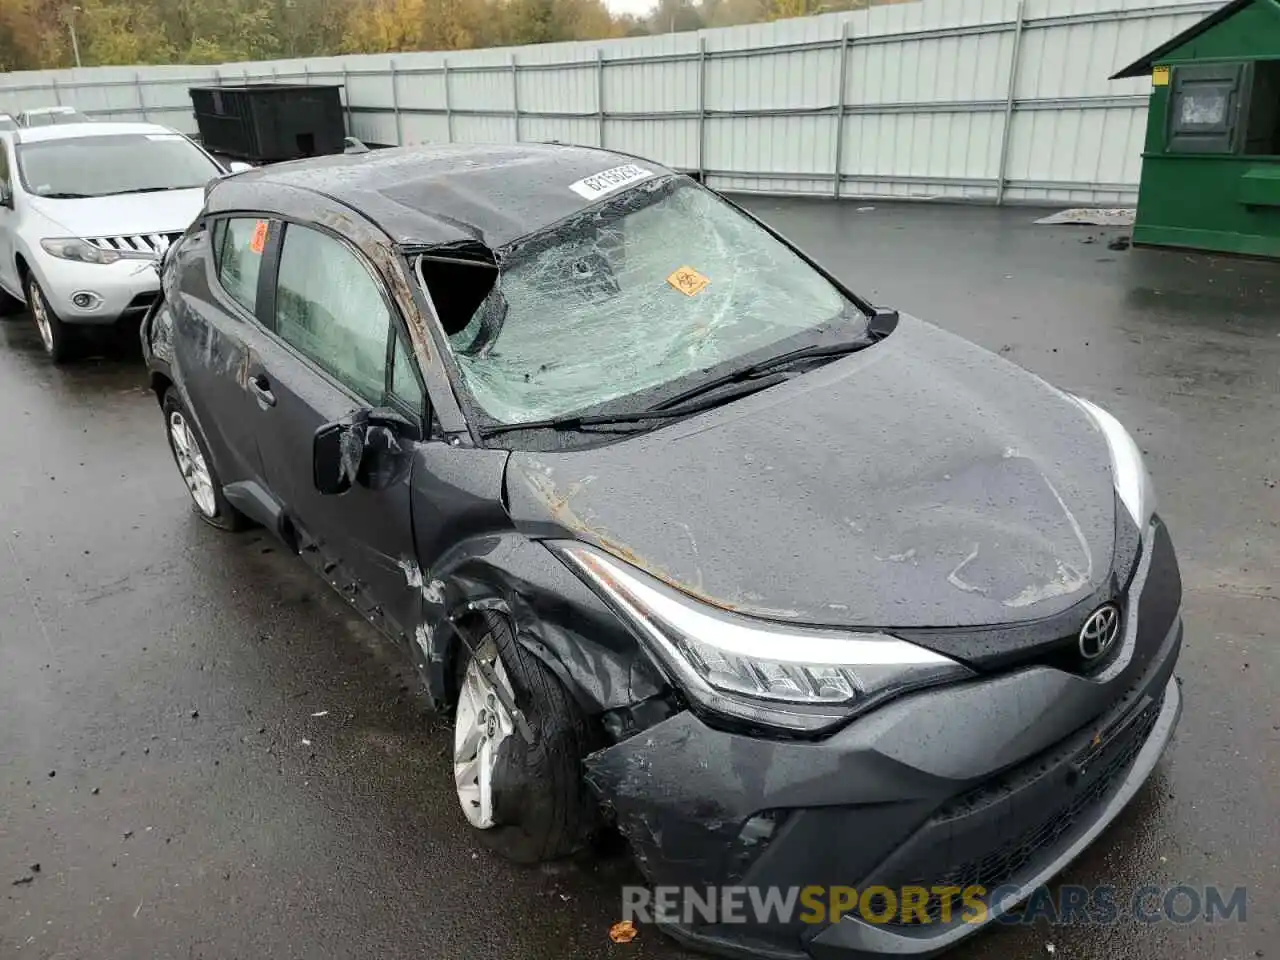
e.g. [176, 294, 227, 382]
[667, 265, 710, 297]
[249, 220, 268, 254]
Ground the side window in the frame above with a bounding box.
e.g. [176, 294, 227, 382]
[391, 334, 424, 412]
[213, 217, 266, 314]
[274, 223, 390, 405]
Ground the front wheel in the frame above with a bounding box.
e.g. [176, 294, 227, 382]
[25, 273, 74, 363]
[453, 612, 598, 863]
[161, 388, 247, 531]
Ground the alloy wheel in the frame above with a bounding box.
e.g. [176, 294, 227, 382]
[168, 411, 217, 518]
[29, 285, 53, 354]
[454, 654, 517, 829]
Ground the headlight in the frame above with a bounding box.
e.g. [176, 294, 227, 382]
[553, 542, 971, 733]
[1070, 395, 1157, 529]
[40, 238, 130, 264]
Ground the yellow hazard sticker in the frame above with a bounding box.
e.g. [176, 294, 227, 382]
[1152, 65, 1170, 87]
[667, 266, 710, 297]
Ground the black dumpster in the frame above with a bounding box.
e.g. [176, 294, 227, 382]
[189, 84, 345, 163]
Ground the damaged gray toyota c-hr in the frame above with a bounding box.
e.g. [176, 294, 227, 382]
[141, 143, 1182, 960]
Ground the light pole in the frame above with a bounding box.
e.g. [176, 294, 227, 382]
[66, 5, 82, 69]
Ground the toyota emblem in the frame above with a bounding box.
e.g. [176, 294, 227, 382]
[1078, 603, 1121, 660]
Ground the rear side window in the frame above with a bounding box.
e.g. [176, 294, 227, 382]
[213, 218, 266, 314]
[274, 223, 390, 405]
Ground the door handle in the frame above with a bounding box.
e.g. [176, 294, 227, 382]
[249, 373, 276, 407]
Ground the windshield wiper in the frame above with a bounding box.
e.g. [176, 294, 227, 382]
[35, 192, 91, 199]
[651, 338, 871, 412]
[476, 372, 791, 438]
[94, 186, 198, 196]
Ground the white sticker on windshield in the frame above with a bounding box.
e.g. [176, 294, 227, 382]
[145, 133, 184, 141]
[569, 163, 654, 201]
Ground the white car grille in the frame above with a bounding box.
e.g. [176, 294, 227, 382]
[86, 233, 183, 256]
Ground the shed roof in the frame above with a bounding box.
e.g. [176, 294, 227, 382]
[1111, 0, 1276, 79]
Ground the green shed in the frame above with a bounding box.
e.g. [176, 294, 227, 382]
[1113, 0, 1280, 258]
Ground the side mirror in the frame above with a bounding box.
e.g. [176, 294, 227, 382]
[313, 408, 418, 496]
[0, 183, 12, 209]
[227, 161, 253, 174]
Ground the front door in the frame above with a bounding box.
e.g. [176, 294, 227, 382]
[248, 219, 426, 642]
[171, 216, 273, 487]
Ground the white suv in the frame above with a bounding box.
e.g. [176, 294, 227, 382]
[0, 121, 247, 362]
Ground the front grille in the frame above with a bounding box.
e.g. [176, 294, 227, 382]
[879, 693, 1163, 926]
[86, 233, 182, 256]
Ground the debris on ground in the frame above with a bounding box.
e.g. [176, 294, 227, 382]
[310, 710, 329, 718]
[609, 920, 639, 943]
[29, 863, 40, 873]
[1035, 208, 1135, 226]
[12, 875, 34, 886]
[1107, 236, 1132, 251]
[1045, 944, 1056, 955]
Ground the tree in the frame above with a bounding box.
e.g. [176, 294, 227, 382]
[0, 0, 66, 70]
[0, 0, 897, 71]
[648, 0, 702, 33]
[80, 0, 174, 65]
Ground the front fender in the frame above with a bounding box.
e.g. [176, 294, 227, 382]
[407, 533, 667, 718]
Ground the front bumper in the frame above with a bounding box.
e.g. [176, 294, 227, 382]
[34, 252, 159, 325]
[584, 519, 1183, 960]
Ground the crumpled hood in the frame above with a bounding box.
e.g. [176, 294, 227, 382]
[505, 315, 1117, 629]
[26, 189, 205, 238]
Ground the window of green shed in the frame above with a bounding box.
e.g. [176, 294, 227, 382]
[1244, 60, 1280, 155]
[1168, 64, 1243, 154]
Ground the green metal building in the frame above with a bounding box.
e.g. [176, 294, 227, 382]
[1113, 0, 1280, 258]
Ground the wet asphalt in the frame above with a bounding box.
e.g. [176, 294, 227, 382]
[2, 200, 1277, 960]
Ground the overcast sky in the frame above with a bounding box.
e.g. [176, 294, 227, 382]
[605, 0, 657, 16]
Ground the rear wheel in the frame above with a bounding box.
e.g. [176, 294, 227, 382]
[452, 612, 598, 863]
[161, 388, 247, 531]
[25, 273, 75, 363]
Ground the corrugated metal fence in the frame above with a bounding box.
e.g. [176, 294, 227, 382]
[0, 0, 1218, 205]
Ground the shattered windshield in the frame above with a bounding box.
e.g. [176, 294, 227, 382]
[437, 177, 861, 427]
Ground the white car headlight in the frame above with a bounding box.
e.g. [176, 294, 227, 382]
[40, 237, 133, 265]
[553, 542, 971, 733]
[1070, 395, 1157, 530]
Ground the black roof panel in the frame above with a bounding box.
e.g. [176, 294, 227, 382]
[213, 142, 675, 249]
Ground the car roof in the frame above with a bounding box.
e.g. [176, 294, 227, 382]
[14, 121, 178, 143]
[210, 142, 677, 251]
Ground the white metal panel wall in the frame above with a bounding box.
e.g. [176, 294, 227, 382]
[0, 0, 1221, 205]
